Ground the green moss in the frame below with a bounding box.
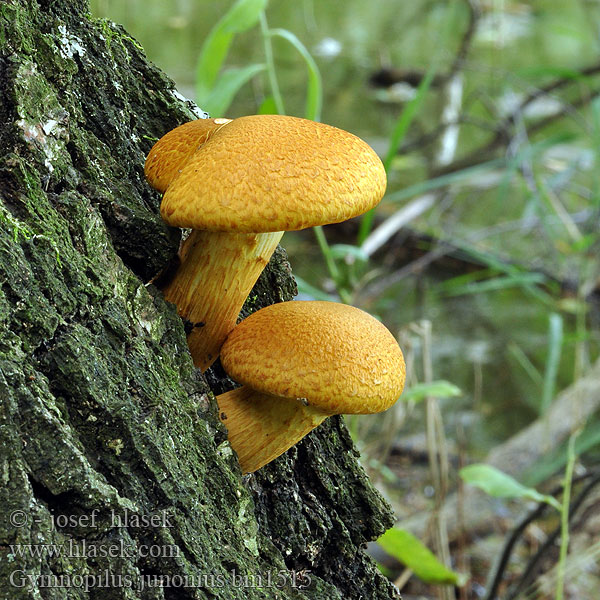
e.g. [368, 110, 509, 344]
[0, 202, 35, 243]
[97, 17, 143, 58]
[0, 3, 35, 54]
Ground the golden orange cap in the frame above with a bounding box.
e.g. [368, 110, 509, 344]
[144, 118, 232, 193]
[220, 301, 405, 415]
[160, 114, 387, 233]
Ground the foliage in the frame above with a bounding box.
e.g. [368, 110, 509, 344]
[399, 380, 461, 403]
[195, 0, 267, 113]
[194, 0, 321, 120]
[460, 463, 562, 511]
[377, 527, 466, 586]
[186, 5, 600, 596]
[460, 447, 580, 600]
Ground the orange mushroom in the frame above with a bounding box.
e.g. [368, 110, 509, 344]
[217, 300, 406, 473]
[146, 115, 386, 371]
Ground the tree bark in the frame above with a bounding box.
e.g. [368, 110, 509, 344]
[0, 1, 398, 599]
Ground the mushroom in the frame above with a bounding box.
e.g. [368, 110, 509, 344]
[145, 114, 387, 371]
[145, 117, 233, 193]
[217, 300, 405, 473]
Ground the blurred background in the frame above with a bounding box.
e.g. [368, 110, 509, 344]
[91, 1, 600, 598]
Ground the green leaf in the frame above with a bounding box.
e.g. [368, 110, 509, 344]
[196, 0, 267, 104]
[258, 95, 278, 114]
[377, 528, 466, 586]
[460, 464, 561, 510]
[401, 380, 462, 403]
[202, 64, 265, 116]
[268, 28, 322, 121]
[294, 275, 337, 302]
[220, 0, 268, 33]
[540, 313, 563, 415]
[329, 244, 369, 263]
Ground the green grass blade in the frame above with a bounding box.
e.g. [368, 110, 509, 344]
[268, 28, 322, 121]
[258, 95, 278, 114]
[556, 432, 579, 600]
[384, 158, 507, 206]
[203, 64, 265, 116]
[357, 68, 437, 245]
[294, 274, 338, 302]
[382, 70, 436, 173]
[432, 268, 497, 293]
[259, 12, 285, 115]
[435, 272, 548, 298]
[312, 225, 339, 280]
[540, 312, 563, 415]
[220, 0, 268, 32]
[196, 0, 267, 104]
[430, 237, 557, 306]
[507, 341, 543, 388]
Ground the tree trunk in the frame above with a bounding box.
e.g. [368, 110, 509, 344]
[0, 1, 398, 599]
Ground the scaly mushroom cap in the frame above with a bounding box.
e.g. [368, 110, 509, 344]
[160, 114, 387, 233]
[220, 301, 405, 415]
[144, 118, 232, 193]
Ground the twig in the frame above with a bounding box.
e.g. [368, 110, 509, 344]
[422, 321, 455, 600]
[357, 239, 455, 303]
[361, 194, 436, 257]
[398, 64, 600, 170]
[508, 63, 600, 125]
[555, 432, 579, 600]
[446, 0, 480, 81]
[432, 83, 600, 177]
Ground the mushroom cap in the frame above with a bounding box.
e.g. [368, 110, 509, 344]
[160, 114, 387, 233]
[220, 301, 405, 415]
[144, 118, 232, 193]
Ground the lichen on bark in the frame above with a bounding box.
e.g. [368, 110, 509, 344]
[0, 1, 399, 598]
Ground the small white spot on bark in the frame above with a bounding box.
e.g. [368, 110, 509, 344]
[170, 88, 209, 119]
[58, 24, 87, 59]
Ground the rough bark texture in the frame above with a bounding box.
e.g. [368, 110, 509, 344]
[0, 1, 398, 599]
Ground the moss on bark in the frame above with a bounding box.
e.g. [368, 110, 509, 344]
[0, 1, 399, 598]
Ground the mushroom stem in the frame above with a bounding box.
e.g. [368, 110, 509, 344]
[161, 229, 283, 371]
[217, 386, 329, 474]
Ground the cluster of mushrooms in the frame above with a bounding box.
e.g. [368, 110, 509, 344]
[145, 114, 406, 473]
